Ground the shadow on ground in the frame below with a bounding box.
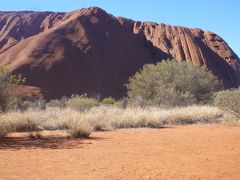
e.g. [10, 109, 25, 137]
[0, 136, 104, 151]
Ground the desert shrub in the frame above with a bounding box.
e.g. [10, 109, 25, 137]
[16, 101, 31, 112]
[0, 65, 25, 112]
[127, 60, 223, 107]
[7, 98, 31, 112]
[0, 111, 41, 132]
[5, 97, 22, 111]
[214, 88, 240, 117]
[36, 100, 47, 110]
[66, 95, 99, 111]
[65, 120, 93, 138]
[101, 97, 116, 105]
[47, 98, 67, 109]
[13, 118, 40, 132]
[28, 100, 46, 110]
[0, 121, 12, 138]
[130, 96, 149, 108]
[116, 97, 128, 109]
[0, 110, 41, 137]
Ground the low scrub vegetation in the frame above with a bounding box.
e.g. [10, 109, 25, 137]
[100, 97, 116, 105]
[0, 105, 223, 138]
[0, 120, 11, 137]
[47, 97, 67, 109]
[65, 120, 93, 138]
[0, 60, 235, 140]
[87, 106, 223, 129]
[0, 65, 25, 112]
[214, 88, 240, 117]
[66, 95, 99, 111]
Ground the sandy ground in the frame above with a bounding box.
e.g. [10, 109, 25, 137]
[0, 125, 240, 180]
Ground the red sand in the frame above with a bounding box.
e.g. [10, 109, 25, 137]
[0, 125, 240, 180]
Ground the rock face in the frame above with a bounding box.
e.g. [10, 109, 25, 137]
[0, 11, 65, 53]
[117, 19, 240, 88]
[0, 7, 239, 100]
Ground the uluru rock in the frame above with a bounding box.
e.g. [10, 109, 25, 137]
[0, 7, 239, 100]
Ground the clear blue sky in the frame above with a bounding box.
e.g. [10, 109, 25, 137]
[1, 0, 239, 57]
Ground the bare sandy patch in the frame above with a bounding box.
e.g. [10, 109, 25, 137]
[0, 125, 240, 180]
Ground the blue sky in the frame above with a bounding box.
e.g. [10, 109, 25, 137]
[1, 0, 240, 57]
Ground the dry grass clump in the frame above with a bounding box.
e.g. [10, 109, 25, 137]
[56, 108, 94, 138]
[0, 108, 94, 138]
[217, 111, 240, 126]
[0, 120, 11, 137]
[85, 106, 223, 129]
[0, 105, 223, 138]
[0, 111, 41, 133]
[65, 121, 93, 138]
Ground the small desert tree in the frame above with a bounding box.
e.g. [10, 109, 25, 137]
[127, 60, 223, 107]
[0, 65, 24, 112]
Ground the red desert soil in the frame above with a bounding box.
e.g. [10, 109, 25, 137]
[0, 125, 240, 180]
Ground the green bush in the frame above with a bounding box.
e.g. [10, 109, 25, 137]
[0, 65, 25, 112]
[214, 88, 240, 117]
[127, 60, 223, 107]
[66, 95, 99, 111]
[47, 98, 67, 109]
[101, 97, 116, 105]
